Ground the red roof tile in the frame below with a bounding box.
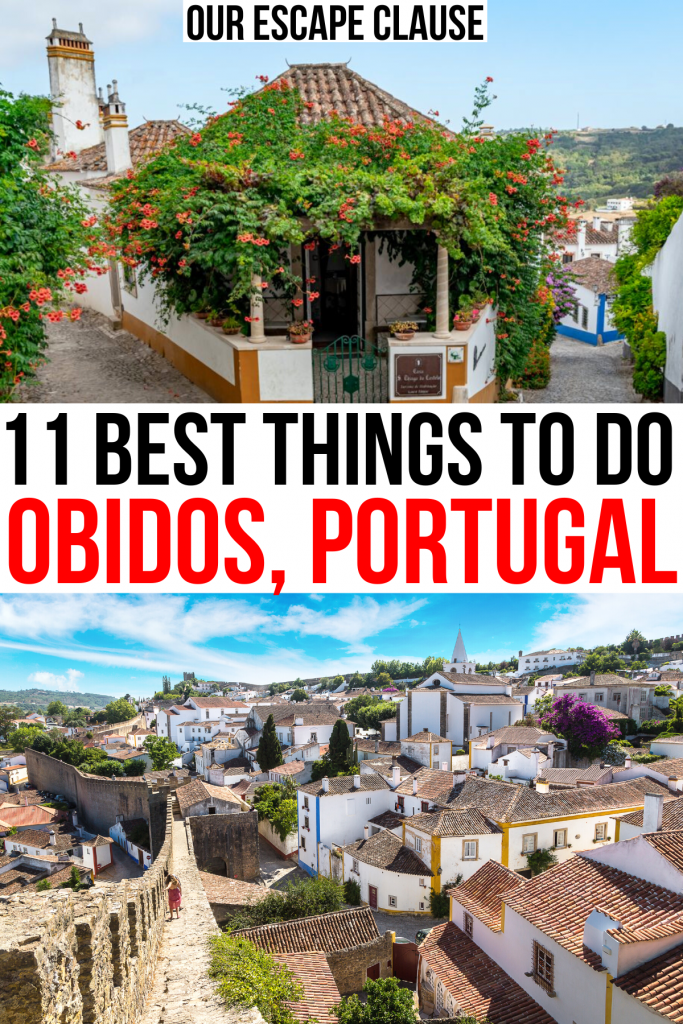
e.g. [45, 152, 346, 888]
[272, 951, 341, 1022]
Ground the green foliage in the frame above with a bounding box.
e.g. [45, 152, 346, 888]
[108, 79, 572, 383]
[289, 689, 307, 702]
[333, 977, 419, 1024]
[61, 865, 85, 891]
[429, 877, 461, 918]
[143, 735, 179, 771]
[253, 781, 298, 842]
[344, 877, 362, 906]
[46, 700, 68, 718]
[123, 758, 148, 776]
[655, 685, 675, 697]
[0, 89, 108, 398]
[103, 698, 138, 724]
[35, 879, 52, 891]
[578, 651, 626, 675]
[209, 934, 303, 1024]
[126, 820, 151, 848]
[0, 706, 24, 737]
[225, 875, 344, 931]
[9, 726, 44, 752]
[525, 848, 559, 876]
[533, 693, 554, 719]
[257, 714, 284, 771]
[343, 696, 397, 732]
[514, 333, 551, 389]
[633, 330, 667, 400]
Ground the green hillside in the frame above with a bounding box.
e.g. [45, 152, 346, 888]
[0, 688, 115, 713]
[551, 127, 683, 204]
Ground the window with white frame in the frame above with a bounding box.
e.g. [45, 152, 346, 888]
[522, 833, 537, 854]
[433, 745, 439, 755]
[414, 836, 422, 853]
[301, 836, 306, 850]
[388, 895, 397, 908]
[595, 692, 604, 702]
[352, 858, 359, 873]
[304, 816, 309, 830]
[366, 797, 372, 805]
[303, 796, 309, 810]
[463, 840, 478, 860]
[310, 732, 317, 742]
[595, 822, 607, 841]
[553, 829, 567, 849]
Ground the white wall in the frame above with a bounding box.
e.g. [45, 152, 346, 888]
[650, 737, 683, 758]
[506, 813, 618, 872]
[343, 854, 429, 913]
[466, 311, 497, 400]
[297, 787, 396, 874]
[652, 210, 683, 400]
[375, 240, 415, 294]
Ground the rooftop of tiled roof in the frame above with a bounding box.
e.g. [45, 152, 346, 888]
[365, 754, 423, 779]
[0, 805, 57, 828]
[233, 906, 380, 953]
[0, 792, 49, 807]
[403, 731, 449, 743]
[268, 63, 439, 129]
[46, 120, 189, 173]
[556, 673, 645, 688]
[299, 774, 389, 796]
[0, 863, 86, 897]
[472, 726, 555, 747]
[457, 693, 521, 705]
[8, 827, 78, 851]
[506, 852, 683, 970]
[420, 922, 555, 1024]
[409, 808, 500, 838]
[422, 671, 508, 687]
[619, 796, 683, 830]
[448, 860, 526, 931]
[175, 778, 244, 815]
[641, 829, 683, 872]
[259, 704, 342, 726]
[343, 829, 432, 875]
[354, 739, 401, 754]
[367, 810, 404, 830]
[270, 761, 307, 776]
[449, 775, 672, 823]
[200, 873, 270, 907]
[395, 767, 462, 803]
[653, 736, 683, 744]
[272, 951, 341, 1023]
[614, 938, 683, 1020]
[106, 746, 147, 761]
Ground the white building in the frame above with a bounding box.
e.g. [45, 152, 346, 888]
[109, 817, 153, 870]
[399, 731, 452, 769]
[557, 257, 624, 346]
[395, 676, 523, 748]
[469, 726, 563, 774]
[444, 628, 477, 675]
[516, 648, 587, 676]
[403, 807, 502, 884]
[651, 207, 683, 403]
[553, 673, 658, 725]
[341, 826, 433, 913]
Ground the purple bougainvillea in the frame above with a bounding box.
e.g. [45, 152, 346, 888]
[546, 268, 578, 324]
[540, 693, 620, 758]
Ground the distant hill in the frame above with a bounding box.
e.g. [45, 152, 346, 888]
[0, 688, 115, 713]
[550, 126, 683, 204]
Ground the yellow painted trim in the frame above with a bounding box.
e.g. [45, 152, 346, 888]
[468, 744, 473, 769]
[431, 834, 441, 893]
[46, 45, 94, 62]
[503, 805, 645, 828]
[500, 901, 506, 932]
[605, 972, 613, 1024]
[501, 823, 510, 867]
[615, 818, 621, 842]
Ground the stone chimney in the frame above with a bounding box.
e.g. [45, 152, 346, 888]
[322, 776, 329, 793]
[643, 792, 664, 833]
[391, 765, 401, 788]
[353, 774, 361, 789]
[590, 671, 596, 686]
[364, 825, 369, 840]
[48, 830, 56, 846]
[441, 761, 448, 771]
[374, 738, 379, 753]
[102, 79, 132, 174]
[536, 778, 550, 794]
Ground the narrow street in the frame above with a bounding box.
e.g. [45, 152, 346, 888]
[521, 335, 640, 403]
[16, 310, 214, 404]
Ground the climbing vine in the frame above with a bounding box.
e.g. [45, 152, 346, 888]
[107, 77, 574, 380]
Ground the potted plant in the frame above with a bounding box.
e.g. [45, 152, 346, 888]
[208, 310, 225, 327]
[221, 315, 242, 336]
[289, 320, 313, 344]
[454, 297, 474, 331]
[390, 320, 418, 341]
[193, 309, 212, 321]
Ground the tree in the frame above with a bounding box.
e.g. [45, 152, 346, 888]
[103, 698, 138, 724]
[143, 735, 179, 771]
[540, 694, 620, 759]
[0, 90, 108, 398]
[374, 672, 392, 688]
[253, 781, 298, 842]
[623, 629, 647, 656]
[30, 730, 60, 755]
[225, 876, 344, 932]
[525, 848, 559, 876]
[10, 726, 44, 752]
[655, 685, 675, 697]
[46, 700, 68, 718]
[89, 759, 124, 778]
[62, 713, 87, 728]
[257, 714, 284, 772]
[290, 689, 307, 702]
[0, 706, 24, 738]
[209, 935, 303, 1024]
[123, 758, 147, 777]
[328, 719, 352, 770]
[333, 978, 419, 1024]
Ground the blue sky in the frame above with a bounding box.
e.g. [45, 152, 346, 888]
[2, 0, 681, 131]
[0, 593, 681, 700]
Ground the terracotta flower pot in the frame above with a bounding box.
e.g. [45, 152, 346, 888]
[194, 311, 211, 320]
[222, 327, 240, 336]
[394, 332, 415, 341]
[289, 333, 310, 344]
[454, 319, 472, 332]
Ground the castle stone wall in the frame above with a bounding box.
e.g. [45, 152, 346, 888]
[188, 813, 260, 881]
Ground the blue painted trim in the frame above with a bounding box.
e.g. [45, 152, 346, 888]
[557, 322, 624, 347]
[316, 794, 321, 875]
[597, 294, 606, 338]
[299, 859, 316, 877]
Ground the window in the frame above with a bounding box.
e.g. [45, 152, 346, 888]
[579, 693, 587, 701]
[414, 836, 422, 853]
[208, 806, 216, 814]
[397, 796, 405, 811]
[522, 833, 537, 854]
[352, 858, 359, 873]
[464, 913, 473, 937]
[613, 692, 621, 703]
[419, 901, 426, 911]
[122, 262, 138, 297]
[310, 732, 317, 742]
[206, 710, 210, 719]
[421, 801, 430, 813]
[595, 822, 607, 841]
[303, 796, 309, 810]
[581, 306, 589, 330]
[366, 797, 372, 805]
[433, 745, 439, 755]
[533, 941, 555, 994]
[641, 691, 648, 703]
[553, 829, 567, 849]
[562, 253, 574, 265]
[301, 836, 306, 850]
[595, 693, 604, 703]
[463, 840, 478, 860]
[419, 877, 426, 887]
[304, 816, 309, 830]
[388, 895, 397, 908]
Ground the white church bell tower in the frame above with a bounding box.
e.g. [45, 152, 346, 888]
[46, 20, 104, 157]
[444, 628, 476, 674]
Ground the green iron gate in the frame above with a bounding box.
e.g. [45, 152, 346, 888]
[312, 335, 388, 403]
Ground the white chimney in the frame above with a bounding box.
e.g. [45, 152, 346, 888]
[102, 80, 132, 175]
[536, 778, 550, 794]
[412, 777, 418, 795]
[48, 830, 56, 846]
[391, 766, 401, 788]
[577, 220, 587, 258]
[353, 774, 361, 789]
[364, 825, 369, 840]
[592, 215, 601, 232]
[624, 756, 632, 768]
[643, 792, 664, 833]
[440, 761, 448, 771]
[374, 738, 379, 753]
[295, 717, 304, 727]
[46, 21, 103, 157]
[322, 776, 329, 793]
[669, 776, 679, 794]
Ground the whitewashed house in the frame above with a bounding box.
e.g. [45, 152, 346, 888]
[395, 677, 523, 748]
[109, 817, 153, 870]
[341, 826, 433, 913]
[399, 731, 452, 769]
[469, 726, 564, 774]
[403, 807, 502, 884]
[516, 648, 587, 676]
[557, 257, 624, 346]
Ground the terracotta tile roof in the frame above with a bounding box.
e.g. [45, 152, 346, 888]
[175, 778, 244, 816]
[365, 754, 423, 779]
[420, 923, 555, 1024]
[471, 726, 554, 747]
[0, 792, 49, 807]
[614, 940, 683, 1020]
[649, 758, 683, 781]
[641, 829, 683, 872]
[270, 761, 307, 776]
[601, 707, 629, 720]
[46, 119, 189, 173]
[268, 63, 438, 129]
[106, 746, 147, 761]
[450, 775, 673, 823]
[299, 775, 389, 797]
[233, 906, 379, 952]
[262, 704, 342, 727]
[342, 829, 432, 876]
[422, 671, 508, 687]
[367, 810, 404, 830]
[0, 806, 57, 829]
[7, 827, 78, 851]
[271, 951, 341, 1022]
[80, 835, 113, 848]
[354, 740, 400, 755]
[505, 854, 683, 970]
[457, 693, 522, 705]
[396, 768, 462, 804]
[200, 873, 270, 907]
[404, 731, 449, 743]
[555, 673, 638, 688]
[448, 860, 526, 932]
[619, 796, 683, 830]
[537, 767, 595, 787]
[0, 863, 87, 897]
[187, 696, 248, 709]
[409, 808, 500, 838]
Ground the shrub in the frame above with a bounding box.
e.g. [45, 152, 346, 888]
[455, 748, 466, 756]
[632, 330, 667, 400]
[36, 879, 52, 891]
[429, 876, 461, 918]
[344, 878, 361, 906]
[333, 977, 419, 1024]
[525, 848, 558, 876]
[225, 875, 344, 931]
[209, 934, 302, 1024]
[514, 334, 551, 389]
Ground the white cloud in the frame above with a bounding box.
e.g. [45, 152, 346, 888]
[27, 668, 84, 692]
[528, 595, 683, 653]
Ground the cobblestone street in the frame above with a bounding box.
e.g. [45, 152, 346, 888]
[521, 335, 640, 403]
[16, 311, 214, 404]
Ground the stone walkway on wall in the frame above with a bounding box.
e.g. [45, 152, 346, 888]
[520, 334, 640, 403]
[140, 815, 263, 1024]
[15, 311, 214, 404]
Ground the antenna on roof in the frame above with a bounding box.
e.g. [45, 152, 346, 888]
[344, 58, 351, 65]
